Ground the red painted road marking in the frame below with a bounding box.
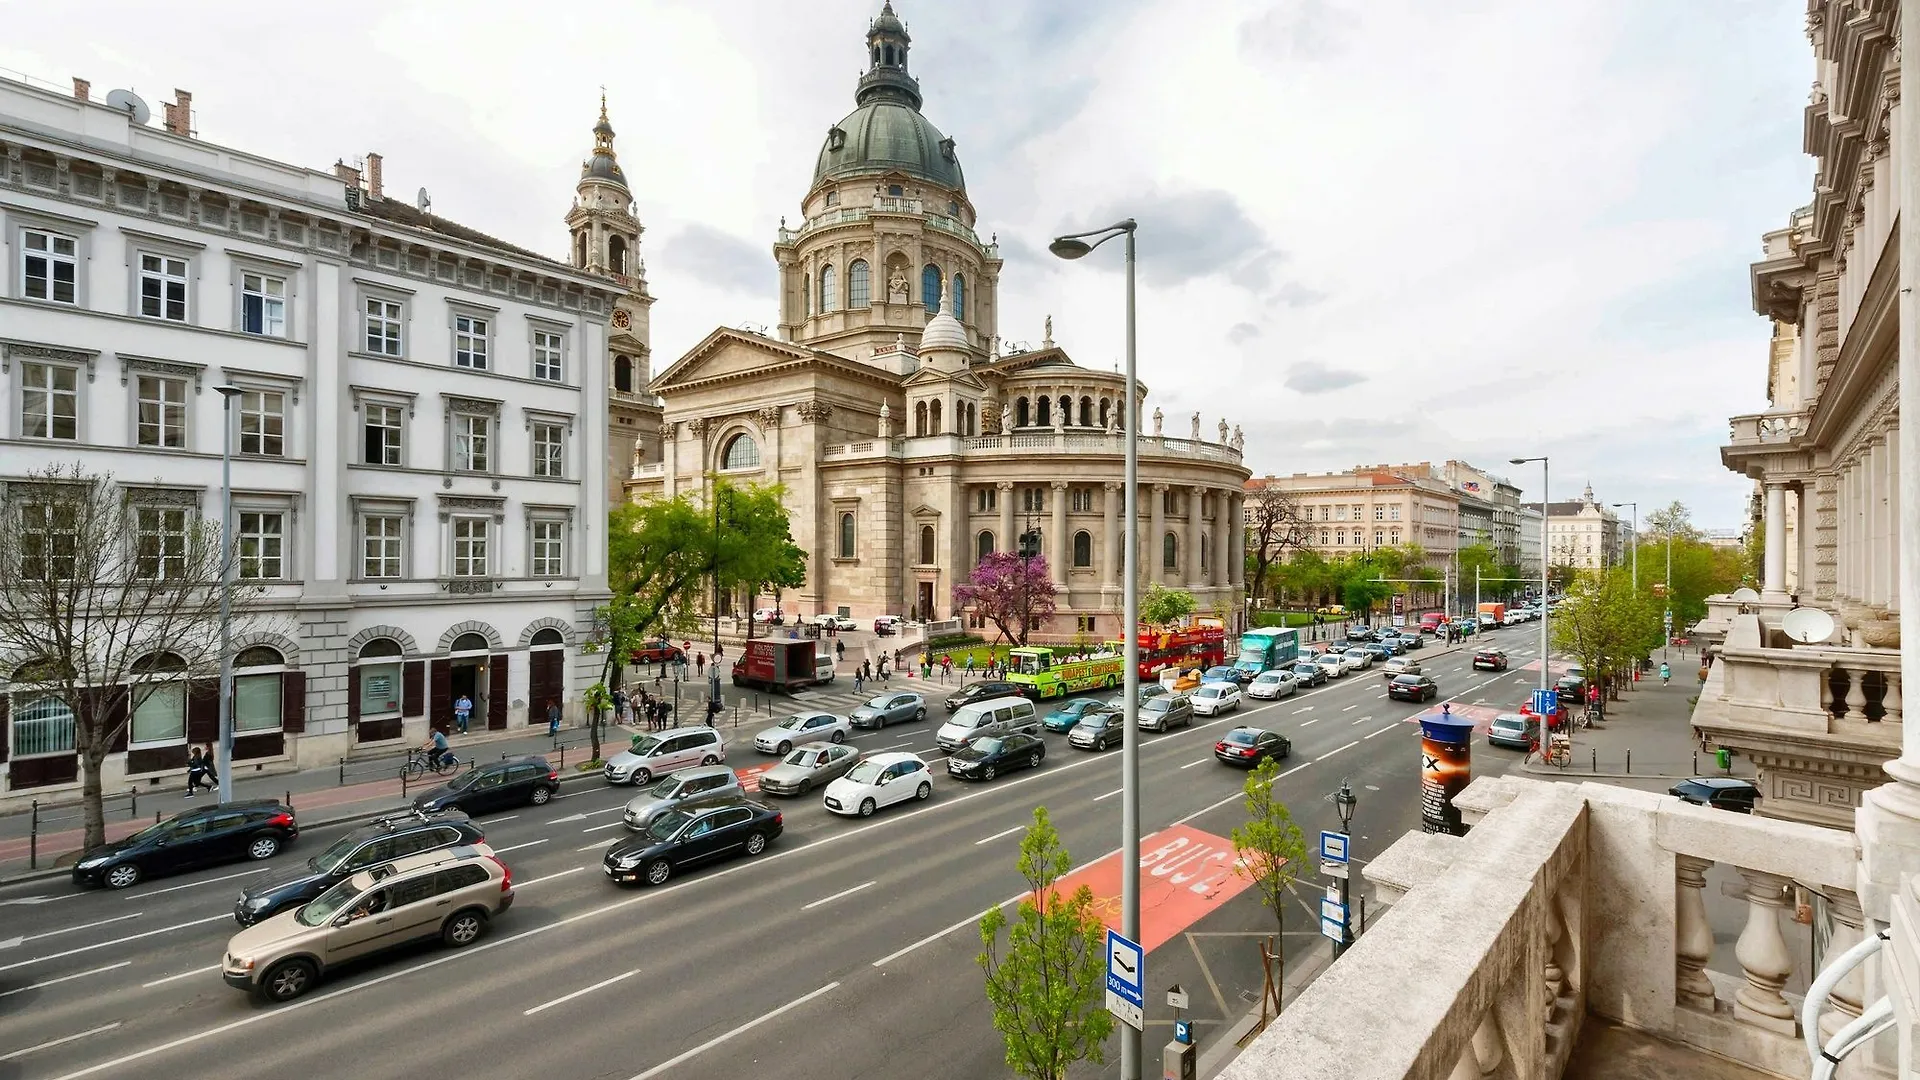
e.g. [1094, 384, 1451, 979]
[1401, 703, 1509, 733]
[1048, 825, 1254, 952]
[734, 762, 777, 793]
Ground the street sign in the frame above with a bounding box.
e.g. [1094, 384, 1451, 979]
[1320, 915, 1346, 942]
[1174, 1019, 1193, 1045]
[1531, 688, 1557, 716]
[1320, 897, 1345, 924]
[1105, 928, 1145, 1030]
[1166, 985, 1189, 1010]
[1319, 830, 1349, 864]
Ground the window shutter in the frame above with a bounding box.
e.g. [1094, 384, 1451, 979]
[347, 667, 362, 727]
[186, 678, 220, 744]
[488, 656, 508, 730]
[281, 671, 306, 733]
[430, 660, 452, 733]
[403, 661, 425, 717]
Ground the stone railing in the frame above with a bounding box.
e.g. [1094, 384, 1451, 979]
[610, 388, 663, 408]
[630, 461, 666, 480]
[1727, 409, 1810, 445]
[1224, 775, 1861, 1080]
[872, 196, 922, 214]
[959, 430, 1243, 464]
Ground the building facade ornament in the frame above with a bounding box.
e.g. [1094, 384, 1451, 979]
[443, 395, 501, 418]
[685, 417, 708, 438]
[756, 406, 782, 429]
[1152, 407, 1163, 436]
[796, 401, 834, 424]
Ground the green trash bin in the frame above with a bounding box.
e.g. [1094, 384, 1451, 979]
[1716, 748, 1732, 773]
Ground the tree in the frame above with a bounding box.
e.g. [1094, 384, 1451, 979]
[711, 480, 808, 640]
[1340, 576, 1390, 622]
[1141, 584, 1198, 627]
[0, 464, 279, 847]
[598, 495, 725, 693]
[581, 682, 613, 766]
[1644, 500, 1704, 543]
[1456, 543, 1500, 602]
[978, 806, 1114, 1080]
[1245, 483, 1309, 605]
[1552, 568, 1659, 698]
[954, 552, 1058, 646]
[1230, 756, 1308, 952]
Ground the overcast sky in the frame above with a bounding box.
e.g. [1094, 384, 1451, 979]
[4, 0, 1811, 528]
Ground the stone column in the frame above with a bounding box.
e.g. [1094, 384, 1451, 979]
[1214, 491, 1232, 595]
[1888, 423, 1901, 611]
[1187, 486, 1206, 590]
[1762, 482, 1788, 600]
[1230, 494, 1246, 589]
[1050, 480, 1068, 588]
[1102, 481, 1120, 589]
[996, 481, 1014, 556]
[1150, 484, 1168, 585]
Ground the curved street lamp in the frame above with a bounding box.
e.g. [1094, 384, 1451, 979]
[1511, 457, 1550, 699]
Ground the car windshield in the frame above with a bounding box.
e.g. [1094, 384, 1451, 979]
[782, 748, 819, 767]
[297, 877, 364, 927]
[1197, 686, 1222, 698]
[970, 737, 1005, 754]
[1223, 730, 1257, 746]
[312, 832, 371, 874]
[862, 697, 891, 709]
[843, 761, 885, 784]
[629, 735, 661, 755]
[648, 810, 693, 842]
[1145, 699, 1171, 712]
[1082, 713, 1112, 728]
[644, 776, 684, 798]
[1493, 716, 1526, 729]
[445, 768, 483, 791]
[1254, 672, 1281, 683]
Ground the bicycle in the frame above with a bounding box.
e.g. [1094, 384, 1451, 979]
[1545, 737, 1572, 768]
[402, 746, 460, 780]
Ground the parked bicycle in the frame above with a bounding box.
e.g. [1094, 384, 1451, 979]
[402, 746, 461, 780]
[1545, 734, 1572, 768]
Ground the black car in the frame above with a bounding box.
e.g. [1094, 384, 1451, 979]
[1347, 627, 1376, 642]
[945, 680, 1028, 712]
[233, 809, 484, 925]
[1289, 662, 1329, 688]
[1670, 777, 1759, 813]
[947, 732, 1046, 782]
[1326, 639, 1352, 652]
[1472, 650, 1509, 672]
[412, 756, 559, 815]
[1387, 674, 1440, 702]
[1214, 727, 1291, 766]
[73, 800, 297, 890]
[602, 800, 783, 886]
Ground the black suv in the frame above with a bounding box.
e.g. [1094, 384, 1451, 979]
[1670, 777, 1759, 813]
[233, 809, 485, 925]
[412, 756, 559, 815]
[73, 800, 297, 890]
[945, 680, 1027, 712]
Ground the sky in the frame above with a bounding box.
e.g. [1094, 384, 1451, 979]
[2, 0, 1813, 528]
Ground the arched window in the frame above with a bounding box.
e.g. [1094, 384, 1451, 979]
[574, 233, 587, 268]
[1099, 398, 1111, 428]
[233, 646, 286, 734]
[235, 646, 283, 668]
[929, 400, 942, 435]
[1015, 397, 1030, 428]
[803, 274, 811, 317]
[922, 264, 941, 313]
[1079, 397, 1092, 427]
[838, 513, 856, 559]
[12, 694, 75, 757]
[1163, 533, 1179, 571]
[951, 273, 966, 317]
[883, 44, 895, 65]
[919, 525, 936, 565]
[358, 638, 403, 659]
[355, 638, 404, 718]
[1073, 530, 1092, 568]
[914, 401, 928, 437]
[722, 433, 760, 470]
[451, 633, 491, 654]
[819, 265, 837, 311]
[614, 355, 633, 392]
[608, 235, 628, 275]
[1058, 396, 1072, 425]
[848, 259, 871, 307]
[825, 190, 839, 207]
[1037, 396, 1052, 426]
[976, 530, 994, 562]
[130, 651, 188, 747]
[964, 402, 976, 436]
[530, 627, 564, 647]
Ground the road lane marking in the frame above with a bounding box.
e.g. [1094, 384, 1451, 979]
[0, 1024, 123, 1062]
[583, 821, 626, 833]
[1293, 706, 1313, 713]
[1376, 693, 1387, 699]
[1300, 718, 1320, 727]
[549, 805, 626, 824]
[515, 868, 584, 888]
[549, 790, 588, 799]
[24, 913, 144, 941]
[524, 969, 639, 1016]
[0, 914, 231, 974]
[1341, 704, 1358, 711]
[1363, 724, 1398, 740]
[488, 815, 520, 823]
[1320, 740, 1359, 761]
[141, 964, 220, 988]
[974, 826, 1023, 846]
[872, 887, 1032, 967]
[1180, 759, 1207, 770]
[1094, 786, 1124, 801]
[629, 981, 841, 1080]
[0, 962, 130, 999]
[492, 839, 550, 855]
[802, 881, 875, 910]
[133, 867, 274, 899]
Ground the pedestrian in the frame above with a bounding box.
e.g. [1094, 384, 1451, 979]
[200, 742, 218, 790]
[453, 692, 473, 735]
[836, 639, 846, 661]
[696, 652, 707, 677]
[185, 746, 209, 797]
[894, 648, 904, 668]
[964, 654, 976, 675]
[612, 688, 628, 724]
[854, 669, 864, 693]
[546, 698, 562, 737]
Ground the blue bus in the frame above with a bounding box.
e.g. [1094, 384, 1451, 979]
[1234, 627, 1301, 678]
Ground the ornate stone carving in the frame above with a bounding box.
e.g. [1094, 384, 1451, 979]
[128, 486, 202, 508]
[437, 495, 506, 523]
[118, 357, 203, 392]
[1152, 407, 1164, 436]
[1190, 412, 1201, 440]
[756, 406, 782, 429]
[999, 400, 1013, 432]
[1231, 424, 1244, 451]
[1217, 418, 1229, 444]
[796, 401, 833, 424]
[1, 343, 97, 379]
[447, 578, 497, 595]
[685, 418, 708, 438]
[444, 395, 500, 417]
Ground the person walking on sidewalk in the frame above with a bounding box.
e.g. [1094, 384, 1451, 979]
[1659, 661, 1670, 685]
[853, 669, 864, 693]
[547, 698, 562, 737]
[835, 638, 845, 662]
[185, 746, 212, 796]
[612, 688, 628, 725]
[453, 693, 473, 735]
[696, 652, 706, 678]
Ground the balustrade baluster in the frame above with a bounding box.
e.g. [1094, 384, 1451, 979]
[1732, 868, 1800, 1036]
[1469, 1010, 1504, 1075]
[1844, 669, 1869, 721]
[1675, 855, 1717, 1010]
[1883, 671, 1903, 725]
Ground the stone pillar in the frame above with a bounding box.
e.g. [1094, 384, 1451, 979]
[1887, 423, 1900, 612]
[1230, 494, 1246, 589]
[1762, 482, 1788, 600]
[1102, 481, 1120, 589]
[1150, 484, 1168, 585]
[996, 481, 1014, 556]
[1050, 480, 1068, 589]
[1187, 486, 1206, 590]
[1214, 491, 1232, 595]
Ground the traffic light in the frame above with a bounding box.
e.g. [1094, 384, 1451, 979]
[1019, 531, 1040, 559]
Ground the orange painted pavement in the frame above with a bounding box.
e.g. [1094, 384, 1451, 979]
[1047, 824, 1255, 952]
[735, 761, 777, 792]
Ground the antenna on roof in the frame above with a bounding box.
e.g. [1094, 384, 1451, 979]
[417, 187, 432, 213]
[104, 88, 150, 126]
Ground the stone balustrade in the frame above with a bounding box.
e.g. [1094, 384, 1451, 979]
[630, 461, 665, 480]
[1223, 774, 1861, 1080]
[956, 430, 1243, 464]
[1728, 409, 1811, 445]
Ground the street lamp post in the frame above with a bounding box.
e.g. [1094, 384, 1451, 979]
[1332, 779, 1356, 957]
[1612, 502, 1639, 593]
[710, 481, 725, 720]
[1511, 458, 1550, 700]
[213, 385, 242, 804]
[1051, 218, 1141, 1079]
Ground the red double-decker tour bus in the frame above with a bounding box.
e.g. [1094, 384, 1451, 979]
[1120, 625, 1226, 680]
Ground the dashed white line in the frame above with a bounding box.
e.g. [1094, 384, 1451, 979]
[524, 969, 638, 1015]
[1094, 786, 1124, 801]
[974, 826, 1024, 846]
[24, 912, 144, 941]
[1180, 759, 1208, 770]
[133, 866, 271, 899]
[142, 963, 221, 988]
[515, 867, 585, 888]
[0, 913, 231, 974]
[488, 815, 521, 824]
[630, 982, 841, 1079]
[1300, 718, 1321, 727]
[1293, 706, 1314, 714]
[0, 962, 131, 998]
[1363, 724, 1398, 740]
[1342, 704, 1358, 712]
[582, 820, 626, 833]
[0, 1024, 123, 1062]
[803, 880, 876, 910]
[1320, 740, 1360, 761]
[1351, 715, 1373, 725]
[872, 886, 1035, 967]
[493, 839, 550, 855]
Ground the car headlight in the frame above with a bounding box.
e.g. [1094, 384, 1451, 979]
[245, 895, 274, 911]
[77, 855, 111, 869]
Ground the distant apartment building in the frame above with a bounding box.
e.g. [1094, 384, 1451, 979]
[1523, 483, 1621, 572]
[1249, 467, 1459, 607]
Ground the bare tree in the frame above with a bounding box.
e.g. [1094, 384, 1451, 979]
[1246, 481, 1310, 604]
[0, 464, 277, 847]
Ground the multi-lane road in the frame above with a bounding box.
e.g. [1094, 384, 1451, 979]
[0, 624, 1557, 1080]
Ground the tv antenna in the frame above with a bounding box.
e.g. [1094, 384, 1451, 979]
[104, 89, 151, 126]
[1781, 606, 1835, 645]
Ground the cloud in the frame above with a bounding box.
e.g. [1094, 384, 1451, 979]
[1270, 281, 1326, 308]
[1240, 0, 1351, 64]
[660, 224, 766, 295]
[1227, 322, 1261, 344]
[1285, 361, 1367, 394]
[1080, 188, 1285, 288]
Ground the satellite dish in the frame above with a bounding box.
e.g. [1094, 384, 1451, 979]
[1730, 587, 1761, 603]
[104, 89, 151, 126]
[416, 187, 432, 213]
[1782, 606, 1835, 645]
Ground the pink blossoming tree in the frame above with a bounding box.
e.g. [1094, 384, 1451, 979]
[953, 552, 1058, 646]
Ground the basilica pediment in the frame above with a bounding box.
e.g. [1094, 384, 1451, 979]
[651, 328, 813, 392]
[900, 364, 988, 392]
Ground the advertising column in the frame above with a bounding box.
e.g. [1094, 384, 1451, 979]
[1419, 707, 1476, 836]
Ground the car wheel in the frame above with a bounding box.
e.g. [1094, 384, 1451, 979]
[1028, 751, 1042, 769]
[1095, 737, 1108, 751]
[644, 859, 672, 886]
[797, 779, 813, 795]
[246, 834, 281, 860]
[982, 765, 997, 781]
[916, 781, 932, 800]
[103, 863, 142, 889]
[830, 731, 846, 744]
[442, 910, 488, 947]
[630, 768, 651, 786]
[702, 755, 719, 766]
[530, 786, 553, 806]
[777, 741, 793, 756]
[260, 959, 316, 1003]
[914, 708, 927, 722]
[858, 798, 877, 817]
[744, 832, 768, 856]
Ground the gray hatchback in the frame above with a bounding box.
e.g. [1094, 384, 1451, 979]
[621, 765, 744, 831]
[850, 692, 926, 730]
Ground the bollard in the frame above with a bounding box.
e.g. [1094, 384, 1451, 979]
[129, 786, 137, 820]
[29, 800, 38, 870]
[1693, 750, 1698, 775]
[559, 743, 566, 771]
[285, 790, 293, 810]
[734, 704, 741, 727]
[340, 757, 347, 785]
[1591, 747, 1597, 772]
[1625, 749, 1632, 774]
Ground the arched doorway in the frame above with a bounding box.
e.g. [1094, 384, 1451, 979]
[441, 632, 501, 733]
[528, 627, 567, 726]
[352, 637, 409, 743]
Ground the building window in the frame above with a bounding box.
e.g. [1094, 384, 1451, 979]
[233, 647, 285, 733]
[848, 260, 871, 307]
[241, 273, 286, 337]
[454, 415, 491, 472]
[1374, 507, 1385, 521]
[887, 184, 903, 196]
[1015, 397, 1030, 428]
[1336, 530, 1346, 546]
[1076, 615, 1097, 634]
[1163, 533, 1178, 570]
[921, 264, 941, 312]
[1391, 530, 1401, 545]
[977, 488, 997, 512]
[133, 506, 190, 580]
[976, 530, 994, 561]
[453, 313, 489, 370]
[138, 253, 190, 322]
[21, 229, 78, 304]
[1375, 530, 1385, 546]
[532, 421, 566, 478]
[363, 516, 403, 578]
[919, 524, 936, 565]
[136, 375, 187, 449]
[1036, 396, 1051, 427]
[357, 638, 404, 716]
[20, 503, 78, 580]
[129, 678, 185, 746]
[803, 274, 811, 317]
[1320, 529, 1330, 546]
[825, 190, 839, 207]
[10, 695, 76, 757]
[1352, 504, 1364, 519]
[364, 403, 403, 465]
[239, 390, 285, 456]
[21, 362, 79, 441]
[1319, 506, 1331, 522]
[1073, 530, 1092, 567]
[1099, 398, 1111, 428]
[532, 520, 564, 577]
[614, 354, 633, 392]
[1389, 506, 1401, 521]
[364, 297, 404, 356]
[452, 517, 489, 577]
[1071, 488, 1093, 512]
[1023, 488, 1045, 513]
[532, 330, 565, 382]
[819, 265, 837, 311]
[952, 273, 966, 317]
[837, 512, 855, 559]
[722, 433, 760, 470]
[237, 511, 285, 580]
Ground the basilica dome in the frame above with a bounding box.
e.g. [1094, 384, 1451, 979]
[811, 1, 965, 193]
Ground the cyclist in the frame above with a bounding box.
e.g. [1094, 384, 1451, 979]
[1659, 662, 1671, 686]
[422, 727, 454, 770]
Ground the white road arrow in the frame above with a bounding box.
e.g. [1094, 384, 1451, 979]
[547, 813, 589, 824]
[0, 936, 21, 950]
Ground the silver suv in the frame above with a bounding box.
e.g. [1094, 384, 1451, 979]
[621, 765, 744, 831]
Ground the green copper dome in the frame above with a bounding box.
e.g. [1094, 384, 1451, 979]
[812, 2, 964, 192]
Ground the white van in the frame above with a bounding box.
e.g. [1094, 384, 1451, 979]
[814, 654, 836, 683]
[936, 696, 1038, 752]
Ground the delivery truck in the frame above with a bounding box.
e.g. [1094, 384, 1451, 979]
[731, 639, 827, 693]
[1477, 602, 1507, 629]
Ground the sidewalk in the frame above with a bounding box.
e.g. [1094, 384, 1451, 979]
[1518, 673, 1750, 782]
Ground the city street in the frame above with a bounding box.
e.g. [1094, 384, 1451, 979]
[0, 624, 1559, 1080]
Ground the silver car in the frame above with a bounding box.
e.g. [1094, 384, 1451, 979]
[621, 765, 744, 831]
[849, 692, 926, 730]
[756, 742, 862, 796]
[752, 712, 853, 755]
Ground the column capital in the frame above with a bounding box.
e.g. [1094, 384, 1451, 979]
[1103, 480, 1122, 491]
[995, 480, 1014, 491]
[1151, 482, 1169, 494]
[1051, 479, 1068, 490]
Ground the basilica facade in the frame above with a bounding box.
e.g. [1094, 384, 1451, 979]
[623, 2, 1251, 638]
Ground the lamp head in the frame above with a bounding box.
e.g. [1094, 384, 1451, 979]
[214, 384, 243, 400]
[1049, 237, 1092, 260]
[1508, 458, 1527, 465]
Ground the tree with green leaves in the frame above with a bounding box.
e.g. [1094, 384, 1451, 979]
[710, 480, 808, 637]
[1644, 500, 1703, 542]
[978, 806, 1114, 1080]
[1456, 543, 1500, 601]
[581, 682, 614, 766]
[1552, 567, 1659, 699]
[1230, 757, 1309, 952]
[1341, 576, 1390, 622]
[1141, 583, 1198, 627]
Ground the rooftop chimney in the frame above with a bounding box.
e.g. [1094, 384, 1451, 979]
[160, 89, 193, 137]
[71, 78, 90, 102]
[332, 159, 362, 191]
[365, 152, 383, 200]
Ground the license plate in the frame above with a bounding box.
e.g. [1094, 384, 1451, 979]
[825, 798, 840, 809]
[602, 864, 614, 876]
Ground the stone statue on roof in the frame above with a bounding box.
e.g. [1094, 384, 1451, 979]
[1231, 425, 1244, 451]
[1218, 418, 1229, 444]
[1190, 412, 1201, 440]
[1000, 399, 1013, 432]
[1152, 407, 1164, 436]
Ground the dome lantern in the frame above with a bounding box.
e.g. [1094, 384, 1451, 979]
[812, 2, 964, 192]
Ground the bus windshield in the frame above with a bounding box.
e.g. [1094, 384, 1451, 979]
[1011, 653, 1047, 675]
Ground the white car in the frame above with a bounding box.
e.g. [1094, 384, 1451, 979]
[1190, 683, 1243, 716]
[1336, 648, 1371, 672]
[811, 614, 858, 631]
[1313, 653, 1349, 679]
[751, 711, 853, 755]
[823, 752, 933, 817]
[752, 607, 784, 625]
[1246, 670, 1297, 700]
